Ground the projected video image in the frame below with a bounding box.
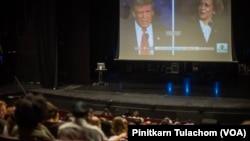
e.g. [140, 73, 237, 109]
[118, 0, 232, 62]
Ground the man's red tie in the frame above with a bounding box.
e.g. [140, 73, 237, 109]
[140, 28, 149, 55]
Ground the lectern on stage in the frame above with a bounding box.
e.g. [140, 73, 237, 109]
[93, 62, 108, 86]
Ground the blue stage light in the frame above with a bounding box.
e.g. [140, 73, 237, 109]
[166, 82, 173, 95]
[183, 77, 190, 96]
[213, 81, 220, 98]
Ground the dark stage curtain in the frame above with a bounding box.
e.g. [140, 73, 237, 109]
[13, 0, 57, 88]
[15, 0, 91, 87]
[35, 0, 57, 89]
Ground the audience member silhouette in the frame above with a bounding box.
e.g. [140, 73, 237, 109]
[13, 93, 55, 141]
[43, 101, 64, 138]
[2, 106, 18, 137]
[108, 116, 128, 141]
[101, 119, 113, 139]
[89, 116, 102, 129]
[101, 108, 112, 117]
[0, 100, 7, 134]
[57, 101, 108, 141]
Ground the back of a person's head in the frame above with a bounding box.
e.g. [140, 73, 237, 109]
[160, 117, 173, 125]
[89, 116, 101, 128]
[46, 101, 59, 121]
[0, 99, 7, 118]
[132, 110, 140, 117]
[111, 116, 127, 135]
[101, 120, 112, 138]
[102, 108, 112, 116]
[0, 100, 7, 107]
[14, 93, 49, 128]
[71, 101, 89, 118]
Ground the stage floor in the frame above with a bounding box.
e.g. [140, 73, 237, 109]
[1, 71, 250, 125]
[1, 74, 250, 125]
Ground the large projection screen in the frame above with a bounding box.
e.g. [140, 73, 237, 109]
[117, 0, 234, 62]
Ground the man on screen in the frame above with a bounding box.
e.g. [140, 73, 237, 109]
[119, 0, 171, 59]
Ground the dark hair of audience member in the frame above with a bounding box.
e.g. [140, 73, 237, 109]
[101, 119, 113, 138]
[43, 101, 64, 138]
[14, 93, 49, 128]
[13, 93, 55, 141]
[0, 100, 7, 134]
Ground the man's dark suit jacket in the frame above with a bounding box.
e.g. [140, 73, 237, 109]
[119, 20, 171, 60]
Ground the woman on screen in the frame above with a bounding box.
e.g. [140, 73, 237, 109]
[176, 0, 230, 49]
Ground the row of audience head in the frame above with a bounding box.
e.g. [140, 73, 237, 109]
[0, 93, 129, 141]
[2, 92, 249, 141]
